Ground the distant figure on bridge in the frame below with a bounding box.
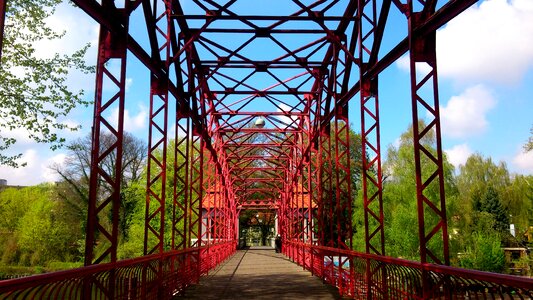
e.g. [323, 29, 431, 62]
[275, 235, 282, 253]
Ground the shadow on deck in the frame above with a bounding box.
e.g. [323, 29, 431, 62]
[178, 247, 344, 299]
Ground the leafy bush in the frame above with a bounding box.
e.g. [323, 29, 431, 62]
[459, 232, 505, 273]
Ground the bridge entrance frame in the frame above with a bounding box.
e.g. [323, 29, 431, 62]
[1, 0, 532, 299]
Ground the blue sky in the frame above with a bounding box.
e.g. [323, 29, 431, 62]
[1, 0, 532, 185]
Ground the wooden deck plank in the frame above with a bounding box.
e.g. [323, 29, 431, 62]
[178, 248, 344, 299]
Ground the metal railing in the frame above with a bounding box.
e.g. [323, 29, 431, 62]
[285, 241, 533, 299]
[0, 241, 236, 299]
[2, 240, 530, 299]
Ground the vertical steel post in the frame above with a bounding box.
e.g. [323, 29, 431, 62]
[173, 113, 190, 249]
[334, 104, 352, 250]
[84, 2, 129, 298]
[359, 0, 385, 259]
[321, 124, 334, 247]
[144, 0, 170, 257]
[359, 0, 387, 297]
[144, 75, 169, 255]
[189, 130, 203, 248]
[408, 1, 450, 298]
[85, 9, 128, 267]
[143, 1, 171, 293]
[172, 28, 191, 250]
[408, 0, 450, 266]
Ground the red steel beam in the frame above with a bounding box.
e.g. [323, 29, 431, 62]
[293, 0, 478, 177]
[144, 0, 170, 257]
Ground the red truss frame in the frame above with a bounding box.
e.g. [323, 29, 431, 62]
[4, 1, 524, 299]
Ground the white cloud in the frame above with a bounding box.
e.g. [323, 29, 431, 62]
[440, 85, 496, 138]
[0, 149, 66, 185]
[445, 144, 473, 168]
[0, 150, 38, 185]
[512, 149, 533, 174]
[168, 122, 189, 139]
[437, 0, 533, 85]
[392, 137, 401, 149]
[125, 78, 134, 92]
[0, 107, 83, 148]
[109, 105, 148, 132]
[396, 57, 433, 75]
[31, 2, 99, 92]
[276, 103, 299, 129]
[396, 0, 533, 85]
[42, 153, 67, 182]
[34, 2, 99, 61]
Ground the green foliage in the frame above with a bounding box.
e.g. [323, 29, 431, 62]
[381, 121, 456, 263]
[503, 175, 533, 235]
[45, 261, 82, 271]
[0, 265, 43, 278]
[385, 202, 419, 260]
[0, 0, 93, 167]
[0, 187, 31, 232]
[117, 222, 145, 259]
[459, 231, 505, 273]
[17, 194, 77, 265]
[351, 190, 365, 252]
[320, 122, 363, 247]
[456, 154, 510, 214]
[51, 132, 147, 259]
[116, 136, 194, 257]
[479, 187, 509, 233]
[451, 154, 528, 264]
[377, 121, 530, 273]
[525, 126, 533, 152]
[0, 185, 83, 268]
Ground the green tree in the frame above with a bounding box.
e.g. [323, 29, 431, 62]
[17, 189, 79, 265]
[456, 154, 510, 213]
[318, 122, 363, 248]
[502, 175, 533, 243]
[525, 126, 533, 152]
[0, 0, 93, 167]
[52, 132, 147, 236]
[119, 137, 196, 258]
[0, 184, 82, 267]
[381, 121, 457, 261]
[454, 154, 511, 246]
[480, 186, 509, 233]
[459, 231, 505, 273]
[0, 186, 32, 264]
[116, 180, 146, 259]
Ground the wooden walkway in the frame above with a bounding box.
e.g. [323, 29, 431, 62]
[179, 248, 344, 299]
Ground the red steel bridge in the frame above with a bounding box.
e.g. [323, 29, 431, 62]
[1, 0, 532, 298]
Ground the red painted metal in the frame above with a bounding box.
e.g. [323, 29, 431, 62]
[0, 242, 235, 299]
[82, 2, 132, 297]
[358, 0, 387, 297]
[172, 116, 190, 250]
[84, 0, 129, 268]
[172, 32, 192, 251]
[285, 241, 533, 299]
[3, 0, 531, 299]
[189, 133, 203, 248]
[144, 0, 170, 257]
[408, 4, 450, 267]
